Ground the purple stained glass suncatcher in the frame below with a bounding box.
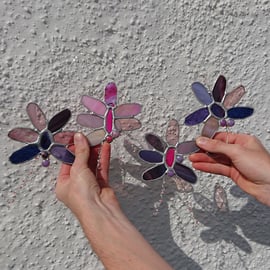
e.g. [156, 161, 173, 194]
[184, 75, 254, 138]
[139, 119, 198, 184]
[77, 82, 142, 146]
[8, 103, 75, 167]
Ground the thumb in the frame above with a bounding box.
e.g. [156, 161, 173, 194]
[73, 133, 90, 170]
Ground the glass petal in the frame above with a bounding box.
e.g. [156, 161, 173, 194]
[145, 133, 167, 153]
[54, 131, 75, 144]
[176, 141, 199, 155]
[201, 117, 219, 138]
[87, 129, 106, 146]
[115, 118, 141, 131]
[184, 107, 209, 126]
[26, 103, 46, 131]
[166, 119, 179, 146]
[105, 82, 117, 107]
[174, 163, 197, 184]
[77, 114, 104, 129]
[192, 82, 212, 105]
[212, 75, 226, 102]
[48, 109, 71, 133]
[210, 103, 225, 118]
[114, 103, 142, 118]
[9, 144, 40, 164]
[227, 107, 254, 119]
[142, 164, 167, 180]
[50, 144, 75, 164]
[81, 95, 107, 116]
[223, 85, 245, 109]
[39, 131, 52, 150]
[8, 128, 39, 143]
[139, 150, 163, 163]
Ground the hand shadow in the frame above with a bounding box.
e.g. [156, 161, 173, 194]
[109, 139, 202, 270]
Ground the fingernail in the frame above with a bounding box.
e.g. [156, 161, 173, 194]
[196, 136, 210, 146]
[74, 133, 83, 145]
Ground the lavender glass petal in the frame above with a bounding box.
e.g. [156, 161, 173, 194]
[8, 128, 39, 143]
[223, 86, 245, 109]
[177, 141, 199, 155]
[26, 103, 47, 131]
[201, 117, 219, 138]
[227, 107, 254, 119]
[48, 109, 71, 133]
[145, 133, 166, 153]
[142, 164, 167, 180]
[77, 114, 104, 128]
[173, 163, 197, 184]
[114, 103, 142, 118]
[184, 107, 209, 125]
[81, 96, 107, 116]
[50, 145, 75, 164]
[115, 118, 141, 131]
[212, 75, 226, 102]
[166, 119, 179, 146]
[9, 144, 40, 164]
[105, 82, 117, 106]
[139, 150, 163, 163]
[192, 82, 212, 105]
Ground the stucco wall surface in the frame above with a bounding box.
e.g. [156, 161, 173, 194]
[1, 0, 270, 269]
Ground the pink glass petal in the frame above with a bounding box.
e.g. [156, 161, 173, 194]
[81, 95, 107, 116]
[223, 85, 245, 109]
[8, 128, 39, 143]
[165, 147, 175, 168]
[54, 131, 75, 144]
[105, 108, 113, 133]
[212, 75, 226, 102]
[87, 129, 106, 146]
[166, 119, 179, 146]
[115, 118, 141, 131]
[192, 82, 212, 105]
[26, 103, 47, 131]
[114, 103, 142, 118]
[176, 141, 199, 155]
[77, 114, 104, 128]
[201, 117, 219, 138]
[105, 82, 117, 107]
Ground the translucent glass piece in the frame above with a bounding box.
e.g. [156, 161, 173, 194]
[210, 103, 225, 118]
[165, 147, 175, 167]
[223, 86, 245, 109]
[26, 103, 46, 131]
[114, 103, 142, 118]
[48, 109, 71, 133]
[105, 82, 117, 106]
[142, 164, 167, 180]
[227, 107, 254, 119]
[192, 82, 212, 105]
[8, 128, 38, 143]
[139, 150, 163, 163]
[166, 119, 179, 146]
[9, 144, 40, 164]
[184, 107, 209, 126]
[87, 129, 106, 146]
[105, 108, 113, 133]
[54, 131, 75, 144]
[176, 141, 199, 155]
[115, 118, 141, 131]
[173, 163, 197, 184]
[77, 114, 104, 129]
[145, 133, 166, 153]
[201, 117, 219, 138]
[39, 131, 52, 150]
[212, 75, 226, 102]
[50, 144, 75, 164]
[81, 95, 107, 116]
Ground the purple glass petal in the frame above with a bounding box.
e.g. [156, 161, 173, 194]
[115, 118, 141, 131]
[8, 128, 39, 143]
[212, 75, 226, 102]
[54, 131, 75, 144]
[9, 144, 40, 164]
[105, 82, 117, 107]
[201, 117, 219, 138]
[114, 103, 142, 118]
[48, 109, 71, 133]
[139, 150, 163, 163]
[142, 164, 167, 180]
[176, 141, 199, 155]
[145, 133, 167, 153]
[26, 103, 47, 131]
[50, 144, 75, 164]
[184, 107, 209, 126]
[81, 95, 107, 116]
[192, 82, 212, 105]
[173, 163, 197, 184]
[223, 86, 245, 109]
[77, 114, 104, 129]
[227, 107, 254, 119]
[87, 129, 106, 146]
[210, 103, 225, 118]
[166, 119, 179, 146]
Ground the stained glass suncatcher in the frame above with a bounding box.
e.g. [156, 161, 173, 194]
[77, 82, 142, 146]
[8, 103, 75, 167]
[184, 75, 254, 138]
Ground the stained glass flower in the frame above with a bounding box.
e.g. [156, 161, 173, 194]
[139, 119, 198, 184]
[184, 75, 254, 138]
[8, 103, 75, 167]
[77, 82, 142, 146]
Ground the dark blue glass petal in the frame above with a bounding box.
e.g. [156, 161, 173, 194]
[145, 133, 166, 153]
[192, 82, 212, 105]
[48, 109, 71, 133]
[227, 107, 254, 119]
[142, 164, 167, 180]
[40, 131, 52, 150]
[213, 75, 226, 102]
[50, 144, 75, 164]
[139, 150, 163, 163]
[9, 144, 40, 164]
[184, 108, 209, 126]
[174, 163, 197, 184]
[210, 103, 225, 118]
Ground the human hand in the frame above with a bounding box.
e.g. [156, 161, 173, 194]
[189, 132, 270, 206]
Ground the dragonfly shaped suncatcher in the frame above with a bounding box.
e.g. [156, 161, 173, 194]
[77, 82, 142, 146]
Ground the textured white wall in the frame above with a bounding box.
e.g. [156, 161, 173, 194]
[1, 0, 270, 269]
